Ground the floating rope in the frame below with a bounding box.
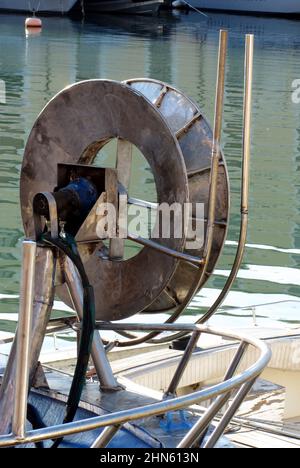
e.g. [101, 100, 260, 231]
[175, 0, 208, 18]
[28, 1, 41, 14]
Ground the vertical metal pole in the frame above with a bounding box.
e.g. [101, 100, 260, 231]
[177, 393, 231, 448]
[204, 29, 228, 259]
[158, 30, 229, 327]
[0, 247, 56, 436]
[63, 257, 120, 391]
[177, 341, 248, 448]
[213, 31, 228, 144]
[242, 34, 254, 214]
[164, 331, 201, 397]
[180, 29, 228, 303]
[197, 34, 254, 325]
[91, 425, 121, 448]
[223, 342, 248, 381]
[203, 378, 256, 448]
[12, 241, 36, 439]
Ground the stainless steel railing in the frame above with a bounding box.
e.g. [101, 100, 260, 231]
[0, 319, 271, 448]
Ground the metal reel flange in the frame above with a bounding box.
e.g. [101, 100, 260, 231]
[125, 78, 229, 313]
[20, 78, 229, 321]
[20, 80, 189, 321]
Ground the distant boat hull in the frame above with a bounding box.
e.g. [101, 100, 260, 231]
[83, 0, 163, 14]
[172, 0, 300, 15]
[0, 0, 78, 14]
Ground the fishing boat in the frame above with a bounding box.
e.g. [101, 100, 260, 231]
[172, 0, 300, 16]
[0, 30, 291, 449]
[0, 0, 78, 14]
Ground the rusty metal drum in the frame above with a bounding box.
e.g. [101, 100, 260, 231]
[20, 79, 229, 321]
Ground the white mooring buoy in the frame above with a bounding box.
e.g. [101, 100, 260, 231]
[25, 16, 42, 30]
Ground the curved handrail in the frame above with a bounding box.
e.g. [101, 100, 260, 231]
[0, 324, 271, 448]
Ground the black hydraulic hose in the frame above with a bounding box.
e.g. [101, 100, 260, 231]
[41, 232, 95, 449]
[27, 403, 46, 448]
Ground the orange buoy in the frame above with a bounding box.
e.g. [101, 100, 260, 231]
[25, 17, 42, 29]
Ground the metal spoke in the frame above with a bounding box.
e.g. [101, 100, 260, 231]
[127, 233, 204, 266]
[187, 161, 225, 178]
[175, 112, 202, 139]
[109, 138, 132, 260]
[153, 85, 168, 108]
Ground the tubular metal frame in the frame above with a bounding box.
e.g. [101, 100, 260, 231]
[104, 32, 254, 348]
[0, 321, 271, 448]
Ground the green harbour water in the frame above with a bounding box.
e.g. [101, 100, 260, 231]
[0, 11, 300, 334]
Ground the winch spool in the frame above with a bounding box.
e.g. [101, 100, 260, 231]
[20, 78, 229, 321]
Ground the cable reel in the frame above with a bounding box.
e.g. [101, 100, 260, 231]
[21, 78, 229, 322]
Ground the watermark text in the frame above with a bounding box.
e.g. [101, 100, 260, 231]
[95, 201, 205, 250]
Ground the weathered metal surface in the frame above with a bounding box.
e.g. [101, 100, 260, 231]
[20, 78, 229, 320]
[20, 80, 189, 321]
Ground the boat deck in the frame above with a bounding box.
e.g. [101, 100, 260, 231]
[1, 324, 300, 448]
[226, 383, 300, 448]
[0, 353, 233, 448]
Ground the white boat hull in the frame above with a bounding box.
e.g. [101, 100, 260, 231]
[0, 0, 78, 13]
[173, 0, 300, 14]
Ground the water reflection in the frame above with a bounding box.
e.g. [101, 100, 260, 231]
[0, 11, 300, 330]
